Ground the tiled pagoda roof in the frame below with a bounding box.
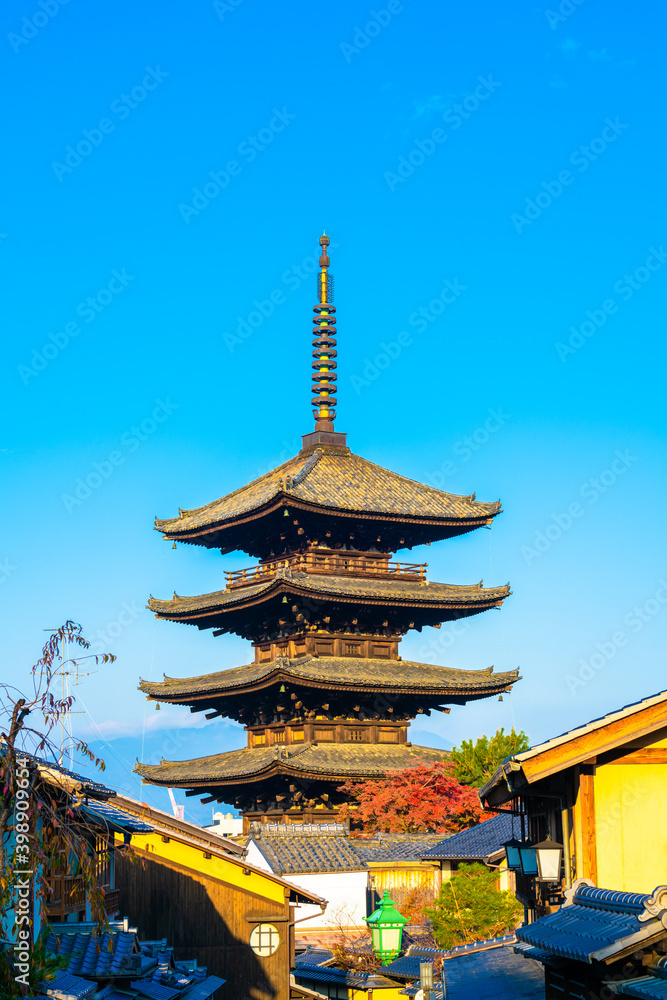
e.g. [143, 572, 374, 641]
[154, 445, 501, 542]
[135, 742, 445, 787]
[139, 656, 519, 702]
[148, 574, 510, 628]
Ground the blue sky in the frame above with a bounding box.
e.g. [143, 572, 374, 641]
[2, 0, 666, 824]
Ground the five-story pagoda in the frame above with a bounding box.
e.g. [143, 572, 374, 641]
[137, 235, 518, 831]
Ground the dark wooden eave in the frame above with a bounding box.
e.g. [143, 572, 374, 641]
[147, 574, 510, 642]
[139, 656, 520, 715]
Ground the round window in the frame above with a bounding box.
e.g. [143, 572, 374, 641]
[249, 923, 280, 957]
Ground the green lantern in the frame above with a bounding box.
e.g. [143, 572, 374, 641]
[364, 890, 409, 964]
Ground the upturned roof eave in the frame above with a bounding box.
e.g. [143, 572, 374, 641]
[135, 743, 445, 788]
[155, 493, 501, 540]
[147, 576, 511, 620]
[138, 663, 521, 701]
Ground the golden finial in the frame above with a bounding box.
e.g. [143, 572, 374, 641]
[311, 234, 337, 431]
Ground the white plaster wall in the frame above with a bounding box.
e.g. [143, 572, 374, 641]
[285, 871, 368, 930]
[245, 842, 367, 930]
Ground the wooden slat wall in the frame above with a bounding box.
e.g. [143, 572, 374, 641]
[115, 850, 292, 1000]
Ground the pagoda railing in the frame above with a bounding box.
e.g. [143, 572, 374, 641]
[225, 553, 427, 589]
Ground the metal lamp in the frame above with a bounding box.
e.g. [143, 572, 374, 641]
[534, 837, 564, 882]
[364, 890, 409, 964]
[503, 838, 523, 870]
[518, 841, 538, 876]
[420, 962, 434, 988]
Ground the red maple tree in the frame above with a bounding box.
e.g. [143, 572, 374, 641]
[337, 761, 489, 834]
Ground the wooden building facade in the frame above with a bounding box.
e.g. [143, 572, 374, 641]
[112, 795, 326, 1000]
[480, 688, 667, 903]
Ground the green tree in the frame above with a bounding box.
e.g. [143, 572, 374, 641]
[425, 862, 522, 949]
[450, 728, 529, 788]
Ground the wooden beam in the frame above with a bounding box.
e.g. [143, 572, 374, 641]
[579, 772, 598, 883]
[521, 699, 667, 784]
[606, 749, 667, 765]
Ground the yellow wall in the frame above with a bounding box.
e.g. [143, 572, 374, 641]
[349, 987, 403, 999]
[594, 760, 667, 893]
[119, 831, 287, 905]
[372, 864, 438, 907]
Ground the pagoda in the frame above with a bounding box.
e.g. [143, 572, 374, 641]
[136, 235, 518, 831]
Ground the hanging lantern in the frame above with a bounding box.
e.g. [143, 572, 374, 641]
[534, 837, 564, 882]
[518, 842, 539, 876]
[503, 838, 523, 871]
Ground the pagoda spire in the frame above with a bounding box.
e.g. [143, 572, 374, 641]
[311, 232, 337, 432]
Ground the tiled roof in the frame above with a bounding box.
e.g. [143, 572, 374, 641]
[352, 833, 447, 863]
[516, 883, 667, 963]
[111, 794, 245, 859]
[614, 971, 667, 998]
[252, 831, 365, 875]
[10, 746, 114, 799]
[420, 813, 522, 860]
[480, 688, 667, 803]
[293, 964, 402, 990]
[80, 800, 153, 835]
[136, 742, 445, 786]
[399, 986, 444, 998]
[294, 948, 334, 966]
[140, 657, 519, 701]
[38, 971, 97, 998]
[442, 945, 545, 1000]
[46, 928, 140, 978]
[148, 574, 510, 620]
[155, 446, 502, 536]
[382, 955, 426, 980]
[42, 930, 225, 999]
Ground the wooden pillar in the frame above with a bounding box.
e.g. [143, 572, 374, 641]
[579, 770, 598, 883]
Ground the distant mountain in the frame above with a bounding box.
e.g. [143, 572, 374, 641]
[74, 723, 245, 827]
[409, 729, 454, 752]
